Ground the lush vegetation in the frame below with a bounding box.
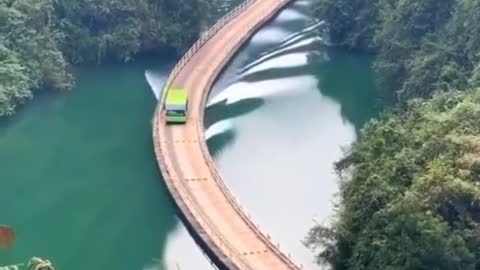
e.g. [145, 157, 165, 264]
[0, 0, 217, 116]
[314, 0, 480, 103]
[306, 90, 480, 269]
[307, 0, 480, 269]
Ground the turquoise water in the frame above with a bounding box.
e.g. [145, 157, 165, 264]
[0, 61, 180, 269]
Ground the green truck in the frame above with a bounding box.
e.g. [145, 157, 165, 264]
[164, 88, 188, 124]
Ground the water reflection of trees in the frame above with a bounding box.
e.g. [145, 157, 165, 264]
[313, 48, 381, 134]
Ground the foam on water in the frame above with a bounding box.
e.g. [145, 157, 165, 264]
[243, 36, 322, 72]
[249, 27, 290, 45]
[274, 20, 325, 43]
[242, 52, 309, 76]
[145, 70, 167, 101]
[276, 9, 307, 22]
[239, 21, 325, 79]
[295, 0, 310, 6]
[207, 75, 317, 106]
[277, 21, 324, 46]
[205, 119, 235, 140]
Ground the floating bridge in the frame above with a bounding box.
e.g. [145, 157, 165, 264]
[152, 0, 302, 269]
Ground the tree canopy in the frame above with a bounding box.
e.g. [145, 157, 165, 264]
[0, 0, 73, 115]
[308, 0, 480, 268]
[0, 0, 218, 116]
[306, 90, 480, 270]
[314, 0, 480, 104]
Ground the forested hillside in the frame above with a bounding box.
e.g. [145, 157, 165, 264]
[306, 90, 480, 270]
[307, 0, 480, 269]
[0, 0, 216, 116]
[314, 0, 480, 103]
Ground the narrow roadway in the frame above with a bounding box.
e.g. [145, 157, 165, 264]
[153, 0, 300, 269]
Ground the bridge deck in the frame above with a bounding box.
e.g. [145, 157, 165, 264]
[153, 0, 300, 269]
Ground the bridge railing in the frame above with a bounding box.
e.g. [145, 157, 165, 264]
[157, 0, 303, 269]
[154, 111, 257, 270]
[162, 0, 256, 97]
[195, 2, 303, 269]
[158, 3, 267, 269]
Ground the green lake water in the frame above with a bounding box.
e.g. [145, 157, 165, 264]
[0, 0, 379, 269]
[0, 61, 180, 269]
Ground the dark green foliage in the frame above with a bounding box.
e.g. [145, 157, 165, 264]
[314, 0, 379, 51]
[314, 0, 479, 103]
[0, 0, 219, 115]
[0, 45, 31, 115]
[54, 0, 216, 64]
[310, 0, 480, 268]
[306, 90, 480, 269]
[0, 0, 73, 116]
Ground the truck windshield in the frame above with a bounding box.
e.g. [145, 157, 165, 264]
[166, 110, 185, 116]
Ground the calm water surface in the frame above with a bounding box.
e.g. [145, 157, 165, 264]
[0, 60, 181, 269]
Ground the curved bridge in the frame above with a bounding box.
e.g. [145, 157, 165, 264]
[152, 0, 301, 269]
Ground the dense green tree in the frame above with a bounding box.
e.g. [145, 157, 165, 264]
[306, 90, 480, 270]
[0, 0, 222, 116]
[310, 0, 480, 268]
[313, 0, 378, 51]
[374, 0, 456, 101]
[54, 0, 216, 63]
[0, 0, 72, 116]
[0, 45, 31, 115]
[313, 0, 479, 103]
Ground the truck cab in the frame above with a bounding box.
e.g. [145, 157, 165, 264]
[164, 88, 188, 124]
